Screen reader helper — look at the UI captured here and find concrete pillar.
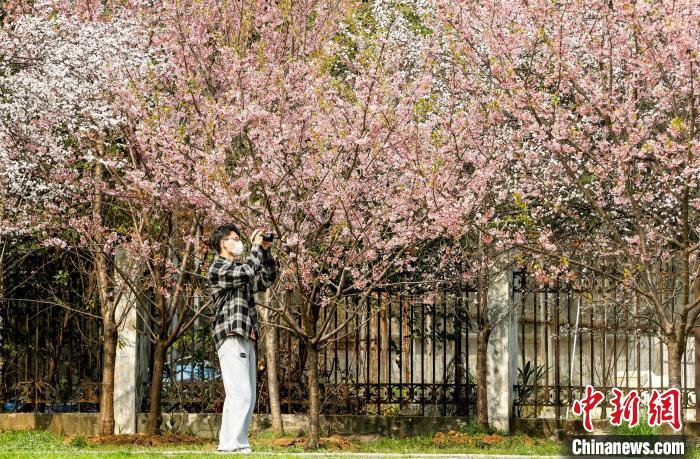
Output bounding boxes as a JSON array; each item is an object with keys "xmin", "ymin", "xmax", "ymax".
[
  {"xmin": 486, "ymin": 270, "xmax": 517, "ymax": 432},
  {"xmin": 112, "ymin": 248, "xmax": 143, "ymax": 434}
]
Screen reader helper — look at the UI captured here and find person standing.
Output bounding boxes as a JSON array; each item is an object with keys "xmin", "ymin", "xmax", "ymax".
[{"xmin": 208, "ymin": 224, "xmax": 277, "ymax": 453}]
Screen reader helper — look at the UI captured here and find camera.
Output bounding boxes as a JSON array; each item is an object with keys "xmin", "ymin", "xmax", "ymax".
[{"xmin": 262, "ymin": 232, "xmax": 274, "ymax": 243}]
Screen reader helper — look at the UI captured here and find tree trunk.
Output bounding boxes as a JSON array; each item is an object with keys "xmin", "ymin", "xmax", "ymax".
[
  {"xmin": 306, "ymin": 344, "xmax": 321, "ymax": 449},
  {"xmin": 476, "ymin": 327, "xmax": 492, "ymax": 431},
  {"xmin": 667, "ymin": 336, "xmax": 683, "ymax": 389},
  {"xmin": 146, "ymin": 341, "xmax": 168, "ymax": 434},
  {"xmin": 474, "ymin": 231, "xmax": 493, "ymax": 431},
  {"xmin": 99, "ymin": 321, "xmax": 118, "ymax": 436},
  {"xmin": 264, "ymin": 307, "xmax": 284, "ymax": 433},
  {"xmin": 93, "ymin": 161, "xmax": 117, "ymax": 436}
]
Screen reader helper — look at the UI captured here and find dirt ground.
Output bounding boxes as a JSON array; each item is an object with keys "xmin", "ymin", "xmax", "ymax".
[
  {"xmin": 65, "ymin": 431, "xmax": 525, "ymax": 451},
  {"xmin": 66, "ymin": 433, "xmax": 211, "ymax": 447},
  {"xmin": 432, "ymin": 431, "xmax": 506, "ymax": 447},
  {"xmin": 269, "ymin": 434, "xmax": 355, "ymax": 450},
  {"xmin": 74, "ymin": 433, "xmax": 355, "ymax": 450}
]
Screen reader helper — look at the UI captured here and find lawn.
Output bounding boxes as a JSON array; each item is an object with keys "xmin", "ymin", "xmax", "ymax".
[{"xmin": 0, "ymin": 429, "xmax": 565, "ymax": 458}]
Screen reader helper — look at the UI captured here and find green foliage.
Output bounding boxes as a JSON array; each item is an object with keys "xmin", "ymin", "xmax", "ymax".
[
  {"xmin": 517, "ymin": 361, "xmax": 549, "ymax": 418},
  {"xmin": 53, "ymin": 270, "xmax": 70, "ymax": 287},
  {"xmin": 67, "ymin": 434, "xmax": 88, "ymax": 448},
  {"xmin": 518, "ymin": 360, "xmax": 548, "ymax": 387},
  {"xmin": 669, "ymin": 116, "xmax": 686, "ymax": 134},
  {"xmin": 610, "ymin": 412, "xmax": 661, "ymax": 436},
  {"xmin": 457, "ymin": 417, "xmax": 496, "ymax": 435},
  {"xmin": 0, "ymin": 430, "xmax": 564, "ymax": 457},
  {"xmin": 495, "ymin": 192, "xmax": 536, "ymax": 236},
  {"xmin": 414, "ymin": 95, "xmax": 438, "ymax": 122},
  {"xmin": 395, "ymin": 2, "xmax": 432, "ymax": 36},
  {"xmin": 355, "ymin": 433, "xmax": 562, "ymax": 455},
  {"xmin": 320, "ymin": 3, "xmax": 375, "ymax": 81},
  {"xmin": 0, "ymin": 430, "xmax": 66, "ymax": 451}
]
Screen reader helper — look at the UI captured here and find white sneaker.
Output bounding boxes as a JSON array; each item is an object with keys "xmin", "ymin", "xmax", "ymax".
[{"xmin": 216, "ymin": 448, "xmax": 251, "ymax": 454}]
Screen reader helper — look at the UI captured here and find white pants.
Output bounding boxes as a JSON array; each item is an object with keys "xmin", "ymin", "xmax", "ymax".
[{"xmin": 217, "ymin": 335, "xmax": 256, "ymax": 451}]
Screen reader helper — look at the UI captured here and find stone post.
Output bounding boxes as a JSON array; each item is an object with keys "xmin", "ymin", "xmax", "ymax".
[
  {"xmin": 112, "ymin": 248, "xmax": 143, "ymax": 434},
  {"xmin": 486, "ymin": 270, "xmax": 517, "ymax": 432}
]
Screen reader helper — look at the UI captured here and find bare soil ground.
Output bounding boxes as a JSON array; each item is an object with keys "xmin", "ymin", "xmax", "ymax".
[{"xmin": 65, "ymin": 433, "xmax": 211, "ymax": 447}]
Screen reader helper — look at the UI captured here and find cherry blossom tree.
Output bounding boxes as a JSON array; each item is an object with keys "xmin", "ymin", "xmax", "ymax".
[
  {"xmin": 0, "ymin": 11, "xmax": 152, "ymax": 434},
  {"xmin": 123, "ymin": 0, "xmax": 502, "ymax": 444},
  {"xmin": 439, "ymin": 0, "xmax": 700, "ymax": 392},
  {"xmin": 2, "ymin": 2, "xmax": 229, "ymax": 435}
]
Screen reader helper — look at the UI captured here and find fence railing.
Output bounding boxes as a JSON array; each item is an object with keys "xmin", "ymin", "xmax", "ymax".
[
  {"xmin": 3, "ymin": 268, "xmax": 697, "ymax": 420},
  {"xmin": 0, "ymin": 299, "xmax": 102, "ymax": 413},
  {"xmin": 155, "ymin": 286, "xmax": 481, "ymax": 417},
  {"xmin": 512, "ymin": 270, "xmax": 697, "ymax": 420}
]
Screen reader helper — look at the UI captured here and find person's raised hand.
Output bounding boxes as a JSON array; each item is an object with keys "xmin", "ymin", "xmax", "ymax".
[{"xmin": 251, "ymin": 229, "xmax": 263, "ymax": 246}]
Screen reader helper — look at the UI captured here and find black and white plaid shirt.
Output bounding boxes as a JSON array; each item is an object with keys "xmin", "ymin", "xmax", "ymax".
[{"xmin": 208, "ymin": 245, "xmax": 277, "ymax": 350}]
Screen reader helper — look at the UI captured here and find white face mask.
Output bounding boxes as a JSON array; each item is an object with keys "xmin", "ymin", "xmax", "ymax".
[{"xmin": 232, "ymin": 240, "xmax": 245, "ymax": 256}]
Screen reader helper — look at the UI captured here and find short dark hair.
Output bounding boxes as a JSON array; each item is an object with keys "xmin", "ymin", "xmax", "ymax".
[{"xmin": 210, "ymin": 223, "xmax": 241, "ymax": 253}]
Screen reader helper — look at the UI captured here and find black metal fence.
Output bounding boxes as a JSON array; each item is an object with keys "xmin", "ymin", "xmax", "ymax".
[
  {"xmin": 0, "ymin": 247, "xmax": 102, "ymax": 414},
  {"xmin": 4, "ymin": 264, "xmax": 697, "ymax": 421},
  {"xmin": 512, "ymin": 270, "xmax": 697, "ymax": 419},
  {"xmin": 0, "ymin": 300, "xmax": 102, "ymax": 413},
  {"xmin": 155, "ymin": 286, "xmax": 481, "ymax": 417}
]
